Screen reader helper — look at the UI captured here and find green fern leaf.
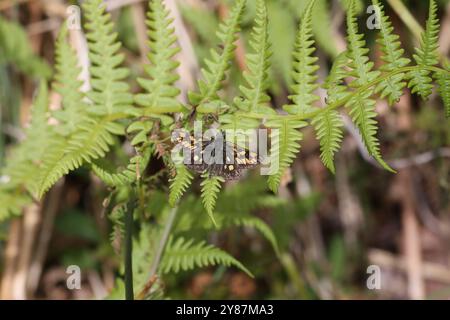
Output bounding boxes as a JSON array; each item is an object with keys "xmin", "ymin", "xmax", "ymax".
[
  {"xmin": 91, "ymin": 150, "xmax": 151, "ymax": 187},
  {"xmin": 312, "ymin": 52, "xmax": 347, "ymax": 173},
  {"xmin": 312, "ymin": 110, "xmax": 343, "ymax": 174},
  {"xmin": 372, "ymin": 0, "xmax": 410, "ymax": 105},
  {"xmin": 234, "ymin": 0, "xmax": 272, "ymax": 114},
  {"xmin": 266, "ymin": 119, "xmax": 306, "ymax": 192},
  {"xmin": 83, "ymin": 0, "xmax": 133, "ymax": 116},
  {"xmin": 189, "ymin": 0, "xmax": 246, "ymax": 105},
  {"xmin": 2, "ymin": 82, "xmax": 52, "ymax": 191},
  {"xmin": 169, "ymin": 164, "xmax": 194, "ymax": 206},
  {"xmin": 346, "ymin": 91, "xmax": 394, "ymax": 172},
  {"xmin": 36, "ymin": 119, "xmax": 121, "ymax": 198},
  {"xmin": 284, "ymin": 0, "xmax": 319, "ymax": 115},
  {"xmin": 52, "ymin": 25, "xmax": 88, "ymax": 136},
  {"xmin": 407, "ymin": 0, "xmax": 440, "ymax": 99},
  {"xmin": 345, "ymin": 0, "xmax": 392, "ymax": 172},
  {"xmin": 160, "ymin": 236, "xmax": 253, "ymax": 277},
  {"xmin": 36, "ymin": 0, "xmax": 133, "ymax": 197},
  {"xmin": 134, "ymin": 0, "xmax": 183, "ymax": 116},
  {"xmin": 200, "ymin": 175, "xmax": 224, "ymax": 224},
  {"xmin": 346, "ymin": 1, "xmax": 380, "ymax": 88},
  {"xmin": 228, "ymin": 216, "xmax": 279, "ymax": 255},
  {"xmin": 435, "ymin": 64, "xmax": 450, "ymax": 117}
]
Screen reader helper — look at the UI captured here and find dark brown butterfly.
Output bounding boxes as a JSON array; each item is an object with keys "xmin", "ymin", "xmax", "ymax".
[{"xmin": 172, "ymin": 130, "xmax": 260, "ymax": 180}]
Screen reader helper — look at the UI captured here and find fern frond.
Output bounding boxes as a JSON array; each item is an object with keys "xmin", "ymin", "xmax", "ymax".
[
  {"xmin": 266, "ymin": 119, "xmax": 306, "ymax": 192},
  {"xmin": 226, "ymin": 216, "xmax": 279, "ymax": 255},
  {"xmin": 234, "ymin": 0, "xmax": 272, "ymax": 114},
  {"xmin": 2, "ymin": 82, "xmax": 52, "ymax": 191},
  {"xmin": 52, "ymin": 25, "xmax": 88, "ymax": 136},
  {"xmin": 324, "ymin": 52, "xmax": 350, "ymax": 104},
  {"xmin": 312, "ymin": 110, "xmax": 343, "ymax": 174},
  {"xmin": 345, "ymin": 1, "xmax": 392, "ymax": 172},
  {"xmin": 189, "ymin": 0, "xmax": 246, "ymax": 105},
  {"xmin": 160, "ymin": 236, "xmax": 252, "ymax": 277},
  {"xmin": 83, "ymin": 0, "xmax": 133, "ymax": 116},
  {"xmin": 346, "ymin": 90, "xmax": 393, "ymax": 172},
  {"xmin": 372, "ymin": 0, "xmax": 410, "ymax": 105},
  {"xmin": 407, "ymin": 0, "xmax": 440, "ymax": 99},
  {"xmin": 435, "ymin": 64, "xmax": 450, "ymax": 117},
  {"xmin": 36, "ymin": 0, "xmax": 133, "ymax": 197},
  {"xmin": 134, "ymin": 0, "xmax": 183, "ymax": 116},
  {"xmin": 346, "ymin": 1, "xmax": 380, "ymax": 87},
  {"xmin": 200, "ymin": 175, "xmax": 224, "ymax": 224},
  {"xmin": 312, "ymin": 53, "xmax": 347, "ymax": 173},
  {"xmin": 169, "ymin": 164, "xmax": 194, "ymax": 207},
  {"xmin": 285, "ymin": 0, "xmax": 319, "ymax": 115},
  {"xmin": 91, "ymin": 150, "xmax": 151, "ymax": 187},
  {"xmin": 36, "ymin": 119, "xmax": 122, "ymax": 197}
]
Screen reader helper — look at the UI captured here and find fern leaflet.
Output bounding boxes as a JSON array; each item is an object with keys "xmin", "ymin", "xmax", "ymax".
[
  {"xmin": 160, "ymin": 236, "xmax": 252, "ymax": 277},
  {"xmin": 266, "ymin": 119, "xmax": 306, "ymax": 192},
  {"xmin": 189, "ymin": 0, "xmax": 246, "ymax": 106},
  {"xmin": 234, "ymin": 0, "xmax": 272, "ymax": 114},
  {"xmin": 372, "ymin": 0, "xmax": 410, "ymax": 105},
  {"xmin": 345, "ymin": 0, "xmax": 392, "ymax": 172},
  {"xmin": 200, "ymin": 175, "xmax": 224, "ymax": 224},
  {"xmin": 407, "ymin": 0, "xmax": 440, "ymax": 99},
  {"xmin": 285, "ymin": 0, "xmax": 319, "ymax": 115}
]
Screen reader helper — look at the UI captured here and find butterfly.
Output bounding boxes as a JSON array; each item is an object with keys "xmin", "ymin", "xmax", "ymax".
[{"xmin": 172, "ymin": 130, "xmax": 260, "ymax": 180}]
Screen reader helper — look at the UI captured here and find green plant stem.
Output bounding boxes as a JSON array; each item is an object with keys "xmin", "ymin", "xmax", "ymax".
[
  {"xmin": 124, "ymin": 190, "xmax": 136, "ymax": 300},
  {"xmin": 135, "ymin": 205, "xmax": 179, "ymax": 300},
  {"xmin": 149, "ymin": 206, "xmax": 178, "ymax": 277},
  {"xmin": 235, "ymin": 65, "xmax": 449, "ymax": 122}
]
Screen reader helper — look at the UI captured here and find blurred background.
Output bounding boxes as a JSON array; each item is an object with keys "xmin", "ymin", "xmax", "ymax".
[{"xmin": 0, "ymin": 0, "xmax": 449, "ymax": 300}]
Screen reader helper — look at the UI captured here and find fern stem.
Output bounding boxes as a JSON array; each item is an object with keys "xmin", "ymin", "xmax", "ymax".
[
  {"xmin": 147, "ymin": 206, "xmax": 178, "ymax": 280},
  {"xmin": 236, "ymin": 65, "xmax": 449, "ymax": 121},
  {"xmin": 134, "ymin": 206, "xmax": 179, "ymax": 299},
  {"xmin": 124, "ymin": 191, "xmax": 136, "ymax": 300}
]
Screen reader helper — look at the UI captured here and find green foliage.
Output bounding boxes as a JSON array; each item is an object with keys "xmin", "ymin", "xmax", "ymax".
[
  {"xmin": 435, "ymin": 64, "xmax": 450, "ymax": 117},
  {"xmin": 1, "ymin": 81, "xmax": 52, "ymax": 195},
  {"xmin": 1, "ymin": 0, "xmax": 449, "ymax": 298},
  {"xmin": 312, "ymin": 52, "xmax": 347, "ymax": 173},
  {"xmin": 0, "ymin": 16, "xmax": 51, "ymax": 78},
  {"xmin": 189, "ymin": 0, "xmax": 246, "ymax": 105},
  {"xmin": 266, "ymin": 119, "xmax": 306, "ymax": 192},
  {"xmin": 91, "ymin": 150, "xmax": 151, "ymax": 187},
  {"xmin": 160, "ymin": 236, "xmax": 252, "ymax": 277},
  {"xmin": 83, "ymin": 0, "xmax": 134, "ymax": 116},
  {"xmin": 52, "ymin": 25, "xmax": 88, "ymax": 136},
  {"xmin": 285, "ymin": 0, "xmax": 319, "ymax": 116},
  {"xmin": 234, "ymin": 0, "xmax": 272, "ymax": 114},
  {"xmin": 169, "ymin": 164, "xmax": 194, "ymax": 206},
  {"xmin": 407, "ymin": 0, "xmax": 440, "ymax": 99},
  {"xmin": 36, "ymin": 0, "xmax": 133, "ymax": 197},
  {"xmin": 201, "ymin": 175, "xmax": 224, "ymax": 224},
  {"xmin": 345, "ymin": 0, "xmax": 392, "ymax": 172},
  {"xmin": 372, "ymin": 0, "xmax": 410, "ymax": 105},
  {"xmin": 132, "ymin": 0, "xmax": 183, "ymax": 147},
  {"xmin": 175, "ymin": 178, "xmax": 281, "ymax": 254}
]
